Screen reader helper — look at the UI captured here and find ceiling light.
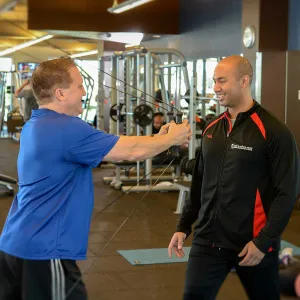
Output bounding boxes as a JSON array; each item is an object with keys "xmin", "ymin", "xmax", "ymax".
[
  {"xmin": 101, "ymin": 32, "xmax": 144, "ymax": 45},
  {"xmin": 107, "ymin": 0, "xmax": 154, "ymax": 14},
  {"xmin": 70, "ymin": 50, "xmax": 98, "ymax": 58},
  {"xmin": 0, "ymin": 35, "xmax": 53, "ymax": 57}
]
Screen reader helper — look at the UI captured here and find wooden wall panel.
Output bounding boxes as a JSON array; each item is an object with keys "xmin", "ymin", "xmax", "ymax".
[{"xmin": 27, "ymin": 0, "xmax": 179, "ymax": 35}]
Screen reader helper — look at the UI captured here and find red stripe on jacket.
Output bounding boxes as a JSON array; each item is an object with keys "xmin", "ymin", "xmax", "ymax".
[
  {"xmin": 251, "ymin": 113, "xmax": 266, "ymax": 140},
  {"xmin": 253, "ymin": 189, "xmax": 272, "ymax": 252},
  {"xmin": 203, "ymin": 115, "xmax": 225, "ymax": 136}
]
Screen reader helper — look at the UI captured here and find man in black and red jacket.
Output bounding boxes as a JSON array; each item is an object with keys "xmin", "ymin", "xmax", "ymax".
[{"xmin": 168, "ymin": 55, "xmax": 299, "ymax": 300}]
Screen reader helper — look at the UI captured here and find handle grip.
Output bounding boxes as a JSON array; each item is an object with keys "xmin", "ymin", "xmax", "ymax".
[{"xmin": 168, "ymin": 112, "xmax": 183, "ymax": 158}]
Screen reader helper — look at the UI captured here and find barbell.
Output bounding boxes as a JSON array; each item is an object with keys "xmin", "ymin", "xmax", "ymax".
[{"xmin": 109, "ymin": 104, "xmax": 155, "ymax": 127}]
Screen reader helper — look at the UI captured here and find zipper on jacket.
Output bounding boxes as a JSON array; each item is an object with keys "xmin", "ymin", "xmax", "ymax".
[{"xmin": 212, "ymin": 114, "xmax": 232, "ymax": 247}]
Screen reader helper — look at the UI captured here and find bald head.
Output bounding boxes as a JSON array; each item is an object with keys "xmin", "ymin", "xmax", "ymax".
[
  {"xmin": 218, "ymin": 55, "xmax": 253, "ymax": 86},
  {"xmin": 213, "ymin": 55, "xmax": 254, "ymax": 109}
]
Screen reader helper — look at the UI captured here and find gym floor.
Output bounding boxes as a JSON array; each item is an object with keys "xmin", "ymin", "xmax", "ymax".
[{"xmin": 0, "ymin": 138, "xmax": 299, "ymax": 300}]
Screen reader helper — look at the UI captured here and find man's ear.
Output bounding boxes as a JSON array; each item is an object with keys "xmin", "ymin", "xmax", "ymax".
[
  {"xmin": 241, "ymin": 75, "xmax": 250, "ymax": 88},
  {"xmin": 55, "ymin": 88, "xmax": 66, "ymax": 101}
]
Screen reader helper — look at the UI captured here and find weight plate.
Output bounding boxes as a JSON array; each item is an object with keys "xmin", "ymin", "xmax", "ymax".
[
  {"xmin": 180, "ymin": 157, "xmax": 189, "ymax": 174},
  {"xmin": 186, "ymin": 158, "xmax": 196, "ymax": 175},
  {"xmin": 133, "ymin": 104, "xmax": 154, "ymax": 126},
  {"xmin": 109, "ymin": 103, "xmax": 125, "ymax": 122}
]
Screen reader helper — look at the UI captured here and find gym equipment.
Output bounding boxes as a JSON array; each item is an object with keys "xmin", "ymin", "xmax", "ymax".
[
  {"xmin": 186, "ymin": 159, "xmax": 196, "ymax": 175},
  {"xmin": 179, "ymin": 146, "xmax": 200, "ymax": 176},
  {"xmin": 0, "ymin": 72, "xmax": 8, "ymax": 133},
  {"xmin": 174, "ymin": 180, "xmax": 191, "ymax": 214},
  {"xmin": 104, "ymin": 158, "xmax": 180, "ymax": 189},
  {"xmin": 0, "ymin": 174, "xmax": 17, "ymax": 195},
  {"xmin": 109, "ymin": 103, "xmax": 125, "ymax": 123},
  {"xmin": 183, "ymin": 88, "xmax": 201, "ymax": 105},
  {"xmin": 133, "ymin": 104, "xmax": 154, "ymax": 126},
  {"xmin": 179, "ymin": 157, "xmax": 188, "ymax": 174},
  {"xmin": 109, "ymin": 103, "xmax": 154, "ymax": 126},
  {"xmin": 6, "ymin": 113, "xmax": 24, "ymax": 136},
  {"xmin": 167, "ymin": 111, "xmax": 183, "ymax": 158},
  {"xmin": 154, "ymin": 89, "xmax": 170, "ymax": 103},
  {"xmin": 107, "ymin": 174, "xmax": 175, "ymax": 190},
  {"xmin": 180, "ymin": 157, "xmax": 196, "ymax": 176},
  {"xmin": 117, "ymin": 247, "xmax": 191, "ymax": 265},
  {"xmin": 99, "ymin": 47, "xmax": 190, "ymax": 194},
  {"xmin": 75, "ymin": 63, "xmax": 94, "ymax": 122}
]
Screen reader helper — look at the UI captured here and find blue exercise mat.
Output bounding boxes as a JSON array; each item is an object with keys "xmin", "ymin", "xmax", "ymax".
[
  {"xmin": 117, "ymin": 240, "xmax": 300, "ymax": 266},
  {"xmin": 117, "ymin": 247, "xmax": 191, "ymax": 265}
]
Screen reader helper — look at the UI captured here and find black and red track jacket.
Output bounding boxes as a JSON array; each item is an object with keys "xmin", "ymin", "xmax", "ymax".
[{"xmin": 176, "ymin": 101, "xmax": 299, "ymax": 253}]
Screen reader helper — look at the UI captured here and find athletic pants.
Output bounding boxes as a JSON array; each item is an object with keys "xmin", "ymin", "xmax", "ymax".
[
  {"xmin": 0, "ymin": 250, "xmax": 87, "ymax": 300},
  {"xmin": 183, "ymin": 244, "xmax": 280, "ymax": 300}
]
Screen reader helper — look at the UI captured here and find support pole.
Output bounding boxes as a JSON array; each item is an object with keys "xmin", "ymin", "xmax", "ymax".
[{"xmin": 144, "ymin": 52, "xmax": 153, "ymax": 186}]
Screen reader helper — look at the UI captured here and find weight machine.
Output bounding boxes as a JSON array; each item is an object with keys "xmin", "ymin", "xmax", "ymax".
[
  {"xmin": 173, "ymin": 60, "xmax": 225, "ymax": 213},
  {"xmin": 0, "ymin": 72, "xmax": 7, "ymax": 133},
  {"xmin": 0, "ymin": 72, "xmax": 17, "ymax": 195},
  {"xmin": 99, "ymin": 47, "xmax": 190, "ymax": 193},
  {"xmin": 75, "ymin": 63, "xmax": 95, "ymax": 122}
]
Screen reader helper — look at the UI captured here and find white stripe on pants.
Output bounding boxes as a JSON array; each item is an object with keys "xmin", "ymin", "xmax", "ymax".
[{"xmin": 50, "ymin": 259, "xmax": 66, "ymax": 300}]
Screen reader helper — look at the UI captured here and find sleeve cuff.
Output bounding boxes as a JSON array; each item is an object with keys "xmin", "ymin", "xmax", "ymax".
[
  {"xmin": 91, "ymin": 135, "xmax": 120, "ymax": 168},
  {"xmin": 176, "ymin": 226, "xmax": 191, "ymax": 239},
  {"xmin": 252, "ymin": 232, "xmax": 273, "ymax": 254}
]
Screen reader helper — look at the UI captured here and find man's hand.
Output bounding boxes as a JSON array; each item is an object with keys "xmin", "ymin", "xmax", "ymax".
[
  {"xmin": 168, "ymin": 232, "xmax": 186, "ymax": 258},
  {"xmin": 168, "ymin": 119, "xmax": 192, "ymax": 146},
  {"xmin": 157, "ymin": 123, "xmax": 170, "ymax": 136},
  {"xmin": 238, "ymin": 241, "xmax": 265, "ymax": 266}
]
